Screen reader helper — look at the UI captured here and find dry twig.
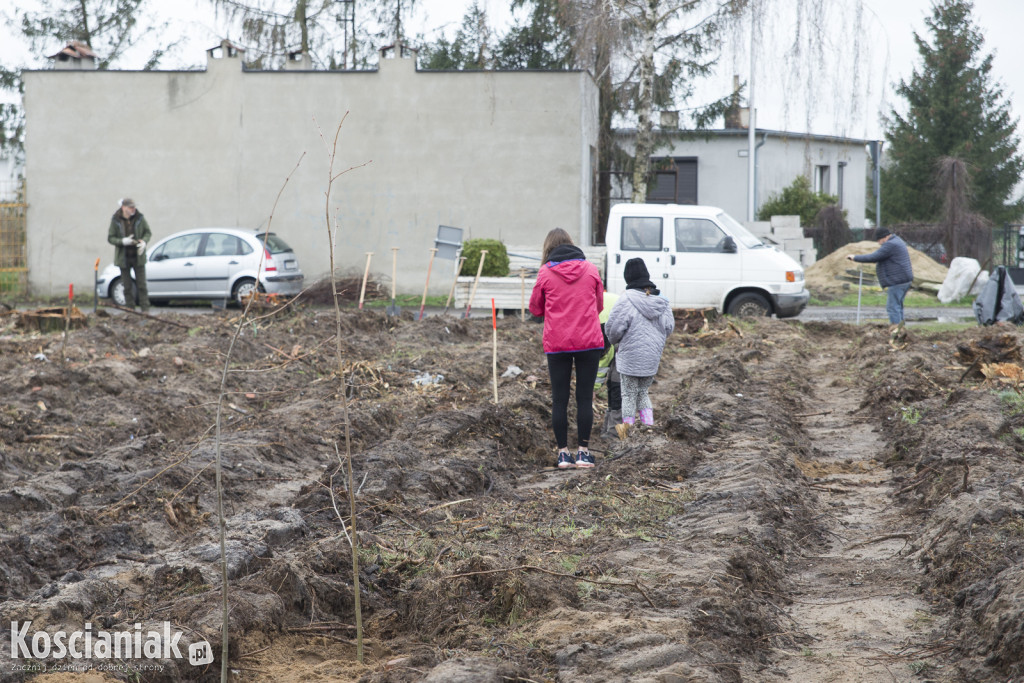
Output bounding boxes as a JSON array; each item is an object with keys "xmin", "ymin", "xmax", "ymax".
[
  {"xmin": 846, "ymin": 533, "xmax": 913, "ymax": 551},
  {"xmin": 446, "ymin": 564, "xmax": 656, "ymax": 608}
]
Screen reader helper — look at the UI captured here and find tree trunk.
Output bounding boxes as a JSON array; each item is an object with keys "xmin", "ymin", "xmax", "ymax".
[
  {"xmin": 596, "ymin": 40, "xmax": 614, "ymax": 243},
  {"xmin": 630, "ymin": 1, "xmax": 657, "ymax": 203},
  {"xmin": 296, "ymin": 0, "xmax": 309, "ymax": 55}
]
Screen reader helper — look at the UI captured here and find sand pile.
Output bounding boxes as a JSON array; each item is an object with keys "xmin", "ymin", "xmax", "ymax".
[{"xmin": 806, "ymin": 241, "xmax": 949, "ymax": 293}]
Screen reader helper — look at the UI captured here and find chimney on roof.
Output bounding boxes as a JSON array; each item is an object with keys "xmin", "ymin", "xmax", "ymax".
[
  {"xmin": 285, "ymin": 50, "xmax": 312, "ymax": 70},
  {"xmin": 659, "ymin": 111, "xmax": 679, "ymax": 130},
  {"xmin": 379, "ymin": 39, "xmax": 418, "ymax": 60},
  {"xmin": 724, "ymin": 75, "xmax": 750, "ymax": 129},
  {"xmin": 206, "ymin": 39, "xmax": 245, "ymax": 69},
  {"xmin": 49, "ymin": 41, "xmax": 97, "ymax": 70}
]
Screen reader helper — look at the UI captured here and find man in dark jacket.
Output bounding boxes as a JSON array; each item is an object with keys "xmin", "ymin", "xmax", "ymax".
[
  {"xmin": 847, "ymin": 228, "xmax": 913, "ymax": 328},
  {"xmin": 107, "ymin": 198, "xmax": 152, "ymax": 311}
]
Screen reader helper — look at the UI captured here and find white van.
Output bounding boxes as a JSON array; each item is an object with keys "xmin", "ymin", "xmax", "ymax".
[{"xmin": 605, "ymin": 203, "xmax": 809, "ymax": 318}]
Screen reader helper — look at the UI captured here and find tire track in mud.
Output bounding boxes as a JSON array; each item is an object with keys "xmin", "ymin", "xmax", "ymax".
[{"xmin": 775, "ymin": 348, "xmax": 940, "ymax": 682}]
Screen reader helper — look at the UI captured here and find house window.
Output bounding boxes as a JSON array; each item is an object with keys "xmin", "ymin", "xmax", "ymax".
[
  {"xmin": 837, "ymin": 161, "xmax": 847, "ymax": 208},
  {"xmin": 814, "ymin": 165, "xmax": 830, "ymax": 194},
  {"xmin": 647, "ymin": 157, "xmax": 697, "ymax": 204}
]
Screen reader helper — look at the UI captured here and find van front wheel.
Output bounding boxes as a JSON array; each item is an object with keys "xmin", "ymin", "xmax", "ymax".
[{"xmin": 727, "ymin": 293, "xmax": 771, "ymax": 318}]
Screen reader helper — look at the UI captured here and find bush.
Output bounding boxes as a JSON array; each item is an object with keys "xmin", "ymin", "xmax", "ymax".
[
  {"xmin": 460, "ymin": 239, "xmax": 510, "ymax": 277},
  {"xmin": 758, "ymin": 175, "xmax": 839, "ymax": 228}
]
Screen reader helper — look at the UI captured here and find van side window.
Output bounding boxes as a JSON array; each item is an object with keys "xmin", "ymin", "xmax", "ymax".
[
  {"xmin": 675, "ymin": 218, "xmax": 727, "ymax": 252},
  {"xmin": 621, "ymin": 217, "xmax": 662, "ymax": 251}
]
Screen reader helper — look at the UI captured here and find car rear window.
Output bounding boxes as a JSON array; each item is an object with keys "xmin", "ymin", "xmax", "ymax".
[{"xmin": 260, "ymin": 233, "xmax": 294, "ymax": 254}]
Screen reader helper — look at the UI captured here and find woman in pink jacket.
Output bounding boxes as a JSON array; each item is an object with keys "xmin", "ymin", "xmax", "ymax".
[{"xmin": 529, "ymin": 228, "xmax": 605, "ymax": 469}]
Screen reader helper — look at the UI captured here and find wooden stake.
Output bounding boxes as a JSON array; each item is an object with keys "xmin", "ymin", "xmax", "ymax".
[
  {"xmin": 464, "ymin": 250, "xmax": 487, "ymax": 318},
  {"xmin": 419, "ymin": 248, "xmax": 438, "ymax": 321},
  {"xmin": 61, "ymin": 284, "xmax": 72, "ymax": 365},
  {"xmin": 391, "ymin": 248, "xmax": 399, "ymax": 298},
  {"xmin": 358, "ymin": 252, "xmax": 373, "ymax": 310},
  {"xmin": 491, "ymin": 298, "xmax": 498, "ymax": 403},
  {"xmin": 519, "ymin": 267, "xmax": 526, "ymax": 322},
  {"xmin": 386, "ymin": 247, "xmax": 400, "ymax": 316},
  {"xmin": 444, "ymin": 256, "xmax": 466, "ymax": 315}
]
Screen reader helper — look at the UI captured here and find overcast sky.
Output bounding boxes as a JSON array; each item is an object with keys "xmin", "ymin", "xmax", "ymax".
[{"xmin": 2, "ymin": 0, "xmax": 1023, "ymax": 143}]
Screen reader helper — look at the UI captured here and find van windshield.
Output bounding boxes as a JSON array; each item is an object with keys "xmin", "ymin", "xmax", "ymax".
[{"xmin": 716, "ymin": 212, "xmax": 766, "ymax": 249}]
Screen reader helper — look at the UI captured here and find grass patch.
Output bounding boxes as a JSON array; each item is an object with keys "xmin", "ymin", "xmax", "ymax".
[
  {"xmin": 809, "ymin": 289, "xmax": 972, "ymax": 308},
  {"xmin": 558, "ymin": 554, "xmax": 582, "ymax": 573},
  {"xmin": 0, "ymin": 270, "xmax": 27, "ymax": 296},
  {"xmin": 998, "ymin": 389, "xmax": 1024, "ymax": 416},
  {"xmin": 899, "ymin": 404, "xmax": 922, "ymax": 425},
  {"xmin": 908, "ymin": 320, "xmax": 976, "ymax": 333},
  {"xmin": 360, "ymin": 294, "xmax": 448, "ymax": 308}
]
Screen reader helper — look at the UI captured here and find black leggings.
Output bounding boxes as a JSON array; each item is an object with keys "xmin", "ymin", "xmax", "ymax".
[{"xmin": 546, "ymin": 348, "xmax": 603, "ymax": 449}]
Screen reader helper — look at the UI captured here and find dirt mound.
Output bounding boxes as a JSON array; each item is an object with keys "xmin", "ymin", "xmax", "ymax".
[
  {"xmin": 807, "ymin": 240, "xmax": 949, "ymax": 293},
  {"xmin": 1, "ymin": 307, "xmax": 1023, "ymax": 681}
]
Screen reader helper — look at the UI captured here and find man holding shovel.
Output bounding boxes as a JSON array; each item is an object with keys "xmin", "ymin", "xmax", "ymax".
[{"xmin": 846, "ymin": 228, "xmax": 913, "ymax": 341}]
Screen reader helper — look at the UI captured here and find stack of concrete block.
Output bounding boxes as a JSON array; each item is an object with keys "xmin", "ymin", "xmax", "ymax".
[{"xmin": 749, "ymin": 215, "xmax": 818, "ymax": 268}]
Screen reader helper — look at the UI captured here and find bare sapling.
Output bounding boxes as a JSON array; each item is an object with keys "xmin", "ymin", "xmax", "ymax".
[
  {"xmin": 315, "ymin": 112, "xmax": 371, "ymax": 664},
  {"xmin": 212, "ymin": 155, "xmax": 304, "ymax": 682}
]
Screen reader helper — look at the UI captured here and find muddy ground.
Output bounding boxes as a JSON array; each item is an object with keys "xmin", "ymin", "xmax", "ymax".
[{"xmin": 1, "ymin": 302, "xmax": 1023, "ymax": 682}]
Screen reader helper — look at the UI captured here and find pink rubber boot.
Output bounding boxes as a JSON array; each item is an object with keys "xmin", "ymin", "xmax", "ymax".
[{"xmin": 639, "ymin": 408, "xmax": 653, "ymax": 426}]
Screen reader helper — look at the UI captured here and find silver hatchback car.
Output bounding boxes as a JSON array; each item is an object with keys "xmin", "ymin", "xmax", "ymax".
[{"xmin": 96, "ymin": 228, "xmax": 305, "ymax": 307}]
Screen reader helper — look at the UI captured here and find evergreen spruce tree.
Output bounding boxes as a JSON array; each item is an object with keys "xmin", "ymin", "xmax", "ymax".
[
  {"xmin": 419, "ymin": 2, "xmax": 493, "ymax": 70},
  {"xmin": 880, "ymin": 0, "xmax": 1023, "ymax": 226},
  {"xmin": 493, "ymin": 0, "xmax": 572, "ymax": 70}
]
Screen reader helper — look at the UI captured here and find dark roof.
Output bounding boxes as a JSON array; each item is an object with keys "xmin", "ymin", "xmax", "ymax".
[
  {"xmin": 49, "ymin": 41, "xmax": 96, "ymax": 60},
  {"xmin": 616, "ymin": 127, "xmax": 872, "ymax": 146}
]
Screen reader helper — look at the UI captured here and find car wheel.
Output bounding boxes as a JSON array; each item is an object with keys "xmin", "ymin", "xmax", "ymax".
[
  {"xmin": 727, "ymin": 292, "xmax": 771, "ymax": 318},
  {"xmin": 111, "ymin": 278, "xmax": 130, "ymax": 307},
  {"xmin": 232, "ymin": 278, "xmax": 258, "ymax": 307}
]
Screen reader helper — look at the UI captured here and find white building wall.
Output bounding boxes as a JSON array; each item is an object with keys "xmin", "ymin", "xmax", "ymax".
[
  {"xmin": 616, "ymin": 130, "xmax": 870, "ymax": 229},
  {"xmin": 23, "ymin": 52, "xmax": 599, "ymax": 298}
]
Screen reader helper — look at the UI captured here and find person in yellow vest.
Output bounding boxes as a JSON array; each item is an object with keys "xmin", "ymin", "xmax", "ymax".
[{"xmin": 594, "ymin": 291, "xmax": 622, "ymax": 438}]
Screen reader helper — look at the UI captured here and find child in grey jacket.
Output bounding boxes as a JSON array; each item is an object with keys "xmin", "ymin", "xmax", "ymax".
[{"xmin": 605, "ymin": 258, "xmax": 675, "ymax": 432}]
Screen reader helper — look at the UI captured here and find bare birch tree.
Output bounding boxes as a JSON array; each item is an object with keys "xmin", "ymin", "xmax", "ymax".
[{"xmin": 613, "ymin": 0, "xmax": 747, "ymax": 202}]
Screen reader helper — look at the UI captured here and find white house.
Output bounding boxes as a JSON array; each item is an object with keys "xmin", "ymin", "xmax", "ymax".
[{"xmin": 612, "ymin": 126, "xmax": 870, "ymax": 229}]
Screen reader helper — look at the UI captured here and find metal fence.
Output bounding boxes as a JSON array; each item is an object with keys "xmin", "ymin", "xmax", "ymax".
[
  {"xmin": 0, "ymin": 185, "xmax": 27, "ymax": 298},
  {"xmin": 993, "ymin": 224, "xmax": 1023, "ymax": 268},
  {"xmin": 818, "ymin": 223, "xmax": 1023, "ymax": 269}
]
